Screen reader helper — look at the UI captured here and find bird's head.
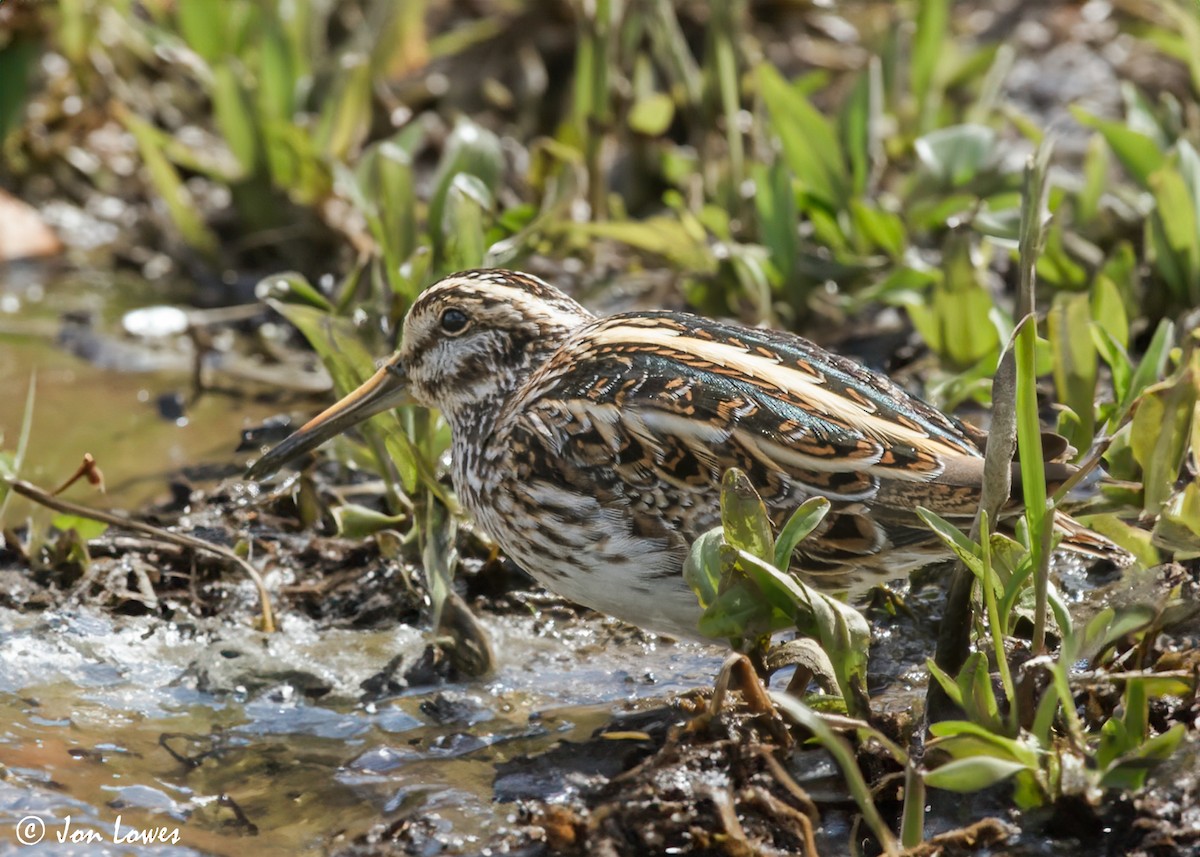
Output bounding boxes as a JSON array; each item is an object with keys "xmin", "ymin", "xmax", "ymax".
[
  {"xmin": 247, "ymin": 269, "xmax": 592, "ymax": 477},
  {"xmin": 397, "ymin": 269, "xmax": 593, "ymax": 417}
]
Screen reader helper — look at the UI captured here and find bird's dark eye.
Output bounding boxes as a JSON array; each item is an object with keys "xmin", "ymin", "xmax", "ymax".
[{"xmin": 440, "ymin": 308, "xmax": 470, "ymax": 335}]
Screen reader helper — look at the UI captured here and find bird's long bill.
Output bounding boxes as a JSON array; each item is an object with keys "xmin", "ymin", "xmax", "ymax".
[{"xmin": 246, "ymin": 356, "xmax": 410, "ymax": 479}]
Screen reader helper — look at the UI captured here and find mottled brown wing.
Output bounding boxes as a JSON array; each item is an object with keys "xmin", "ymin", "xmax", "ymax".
[{"xmin": 500, "ymin": 312, "xmax": 994, "ymax": 569}]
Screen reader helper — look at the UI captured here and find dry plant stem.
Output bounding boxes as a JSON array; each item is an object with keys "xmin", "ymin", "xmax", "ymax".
[
  {"xmin": 711, "ymin": 651, "xmax": 775, "ymax": 716},
  {"xmin": 929, "ymin": 342, "xmax": 1019, "ymax": 721},
  {"xmin": 707, "ymin": 786, "xmax": 751, "ymax": 852},
  {"xmin": 758, "ymin": 749, "xmax": 820, "ymax": 822},
  {"xmin": 51, "ymin": 452, "xmax": 106, "ymax": 495},
  {"xmin": 1073, "ymin": 669, "xmax": 1193, "ymax": 685},
  {"xmin": 7, "ymin": 478, "xmax": 276, "ymax": 632},
  {"xmin": 898, "ymin": 817, "xmax": 1012, "ymax": 856},
  {"xmin": 740, "ymin": 785, "xmax": 819, "ymax": 857}
]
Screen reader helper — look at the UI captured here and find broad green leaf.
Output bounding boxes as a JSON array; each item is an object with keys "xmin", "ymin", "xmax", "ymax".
[
  {"xmin": 773, "ymin": 497, "xmax": 831, "ymax": 571},
  {"xmin": 256, "ymin": 21, "xmax": 294, "ymax": 123},
  {"xmin": 1100, "ymin": 724, "xmax": 1187, "ymax": 791},
  {"xmin": 1076, "ymin": 134, "xmax": 1109, "ymax": 225},
  {"xmin": 1071, "ymin": 107, "xmax": 1166, "ymax": 189},
  {"xmin": 852, "ymin": 264, "xmax": 939, "ymax": 310},
  {"xmin": 1090, "ymin": 272, "xmax": 1130, "ymax": 349},
  {"xmin": 719, "ymin": 469, "xmax": 774, "ymax": 562},
  {"xmin": 1035, "ymin": 221, "xmax": 1088, "ymax": 288},
  {"xmin": 1125, "ymin": 319, "xmax": 1175, "ymax": 411},
  {"xmin": 627, "ymin": 92, "xmax": 675, "ymax": 136},
  {"xmin": 316, "ymin": 53, "xmax": 373, "ymax": 160},
  {"xmin": 575, "ymin": 217, "xmax": 715, "ymax": 271},
  {"xmin": 752, "ymin": 161, "xmax": 799, "ymax": 285},
  {"xmin": 1149, "ymin": 166, "xmax": 1200, "ymax": 302},
  {"xmin": 683, "ymin": 527, "xmax": 725, "ymax": 609},
  {"xmin": 333, "ymin": 504, "xmax": 406, "ymax": 539},
  {"xmin": 263, "ymin": 295, "xmax": 421, "ymax": 506},
  {"xmin": 849, "ymin": 200, "xmax": 906, "ymax": 258},
  {"xmin": 375, "ymin": 141, "xmax": 419, "ymax": 292},
  {"xmin": 1117, "ymin": 82, "xmax": 1169, "ymax": 148},
  {"xmin": 1077, "ymin": 605, "xmax": 1155, "ymax": 664},
  {"xmin": 266, "ymin": 298, "xmax": 377, "ymax": 397},
  {"xmin": 177, "ymin": 0, "xmax": 225, "ymax": 62},
  {"xmin": 1131, "ymin": 371, "xmax": 1196, "ymax": 514},
  {"xmin": 1091, "ymin": 324, "xmax": 1133, "ymax": 407},
  {"xmin": 928, "ymin": 721, "xmax": 1040, "ymax": 768},
  {"xmin": 1083, "ymin": 514, "xmax": 1160, "ymax": 568},
  {"xmin": 211, "ymin": 63, "xmax": 258, "ymax": 176},
  {"xmin": 429, "ymin": 118, "xmax": 504, "ymax": 263},
  {"xmin": 914, "ymin": 124, "xmax": 998, "ymax": 187},
  {"xmin": 917, "ymin": 507, "xmax": 983, "ymax": 577},
  {"xmin": 925, "ymin": 756, "xmax": 1028, "ymax": 792},
  {"xmin": 697, "ymin": 581, "xmax": 770, "ymax": 640},
  {"xmin": 1147, "ymin": 212, "xmax": 1188, "ymax": 299},
  {"xmin": 1154, "ymin": 479, "xmax": 1200, "ymax": 559},
  {"xmin": 955, "ymin": 652, "xmax": 1003, "ymax": 731},
  {"xmin": 926, "ymin": 658, "xmax": 965, "ymax": 709},
  {"xmin": 51, "ymin": 514, "xmax": 108, "ymax": 542},
  {"xmin": 0, "ymin": 36, "xmax": 38, "ymax": 141},
  {"xmin": 757, "ymin": 63, "xmax": 849, "ymax": 210},
  {"xmin": 442, "ymin": 173, "xmax": 493, "ymax": 272},
  {"xmin": 735, "ymin": 549, "xmax": 871, "ymax": 715},
  {"xmin": 1097, "ymin": 717, "xmax": 1131, "ymax": 772},
  {"xmin": 1048, "ymin": 291, "xmax": 1097, "ymax": 448},
  {"xmin": 372, "ymin": 0, "xmax": 430, "ymax": 78},
  {"xmin": 382, "ymin": 427, "xmax": 452, "ymax": 501},
  {"xmin": 910, "ymin": 0, "xmax": 949, "ymax": 128},
  {"xmin": 907, "ymin": 230, "xmax": 999, "ymax": 367},
  {"xmin": 117, "ymin": 105, "xmax": 218, "ymax": 257},
  {"xmin": 972, "ymin": 204, "xmax": 1021, "ymax": 242},
  {"xmin": 257, "ymin": 271, "xmax": 334, "ymax": 311},
  {"xmin": 261, "ymin": 120, "xmax": 332, "ymax": 204},
  {"xmin": 840, "ymin": 65, "xmax": 871, "ymax": 196},
  {"xmin": 1178, "ymin": 140, "xmax": 1200, "ymax": 236}
]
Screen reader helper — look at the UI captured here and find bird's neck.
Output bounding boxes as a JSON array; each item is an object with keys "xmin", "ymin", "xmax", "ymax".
[
  {"xmin": 442, "ymin": 320, "xmax": 585, "ymax": 512},
  {"xmin": 443, "ymin": 356, "xmax": 537, "ymax": 515}
]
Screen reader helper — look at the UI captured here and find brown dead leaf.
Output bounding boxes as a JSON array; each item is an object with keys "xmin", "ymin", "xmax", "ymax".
[{"xmin": 0, "ymin": 189, "xmax": 62, "ymax": 261}]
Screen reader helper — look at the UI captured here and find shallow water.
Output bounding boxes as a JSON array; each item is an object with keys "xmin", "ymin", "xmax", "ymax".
[
  {"xmin": 0, "ymin": 272, "xmax": 316, "ymax": 513},
  {"xmin": 0, "ymin": 606, "xmax": 726, "ymax": 856}
]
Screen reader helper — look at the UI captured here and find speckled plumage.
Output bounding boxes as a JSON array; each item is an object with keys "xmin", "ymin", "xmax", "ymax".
[{"xmin": 250, "ymin": 269, "xmax": 1123, "ymax": 639}]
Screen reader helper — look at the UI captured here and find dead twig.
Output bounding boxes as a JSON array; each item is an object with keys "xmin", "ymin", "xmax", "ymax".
[
  {"xmin": 739, "ymin": 784, "xmax": 819, "ymax": 857},
  {"xmin": 899, "ymin": 817, "xmax": 1012, "ymax": 856},
  {"xmin": 7, "ymin": 477, "xmax": 276, "ymax": 632}
]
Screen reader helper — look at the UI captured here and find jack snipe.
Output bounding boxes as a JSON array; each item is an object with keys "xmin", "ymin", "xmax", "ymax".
[{"xmin": 249, "ymin": 269, "xmax": 1122, "ymax": 639}]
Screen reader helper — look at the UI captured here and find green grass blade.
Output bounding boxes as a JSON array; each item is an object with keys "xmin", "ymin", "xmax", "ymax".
[{"xmin": 770, "ymin": 693, "xmax": 899, "ymax": 855}]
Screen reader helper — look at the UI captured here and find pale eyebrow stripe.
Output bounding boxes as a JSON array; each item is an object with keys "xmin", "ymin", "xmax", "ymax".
[{"xmin": 420, "ymin": 280, "xmax": 591, "ymax": 330}]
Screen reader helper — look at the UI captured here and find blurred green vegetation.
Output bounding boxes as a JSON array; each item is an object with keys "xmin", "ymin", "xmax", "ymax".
[
  {"xmin": 3, "ymin": 0, "xmax": 1200, "ymax": 849},
  {"xmin": 2, "ymin": 0, "xmax": 1197, "ymax": 338}
]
